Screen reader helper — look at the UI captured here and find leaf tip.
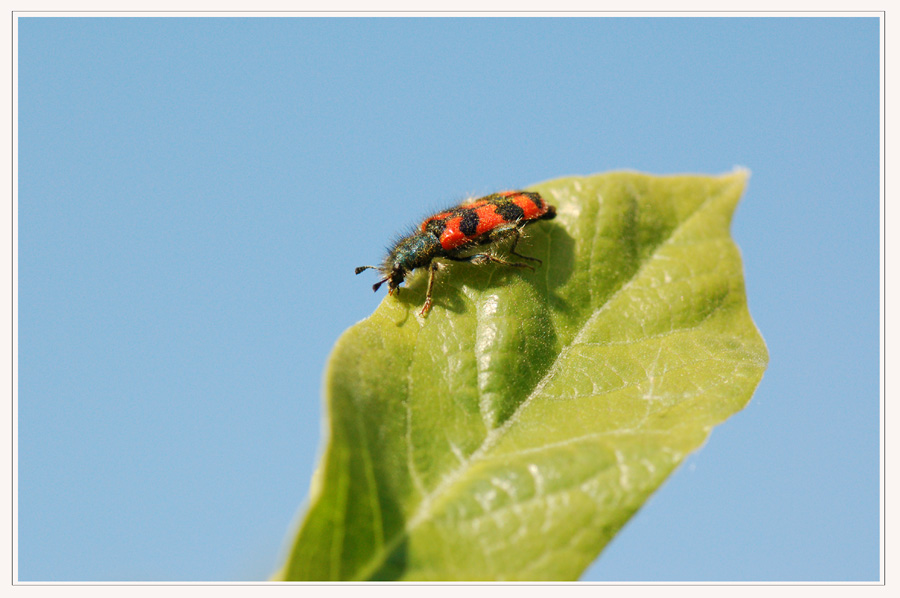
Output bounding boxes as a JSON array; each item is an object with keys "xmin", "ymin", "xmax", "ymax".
[{"xmin": 727, "ymin": 166, "xmax": 752, "ymax": 185}]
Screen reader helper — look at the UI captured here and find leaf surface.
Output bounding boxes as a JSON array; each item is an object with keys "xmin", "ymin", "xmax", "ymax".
[{"xmin": 282, "ymin": 171, "xmax": 768, "ymax": 581}]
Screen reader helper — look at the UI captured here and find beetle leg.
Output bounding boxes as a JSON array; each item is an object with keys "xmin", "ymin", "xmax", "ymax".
[
  {"xmin": 419, "ymin": 261, "xmax": 441, "ymax": 316},
  {"xmin": 445, "ymin": 252, "xmax": 535, "ymax": 271},
  {"xmin": 506, "ymin": 226, "xmax": 543, "ymax": 266}
]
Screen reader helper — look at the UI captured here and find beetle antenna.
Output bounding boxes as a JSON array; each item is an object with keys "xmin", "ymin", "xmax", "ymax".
[{"xmin": 355, "ymin": 265, "xmax": 377, "ymax": 275}]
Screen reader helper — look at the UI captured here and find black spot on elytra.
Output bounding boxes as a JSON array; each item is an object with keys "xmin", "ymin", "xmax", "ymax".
[
  {"xmin": 425, "ymin": 219, "xmax": 447, "ymax": 237},
  {"xmin": 496, "ymin": 201, "xmax": 525, "ymax": 222},
  {"xmin": 460, "ymin": 209, "xmax": 479, "ymax": 236},
  {"xmin": 525, "ymin": 192, "xmax": 544, "ymax": 211}
]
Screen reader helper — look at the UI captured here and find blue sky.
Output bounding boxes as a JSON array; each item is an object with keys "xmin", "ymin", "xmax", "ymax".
[{"xmin": 16, "ymin": 16, "xmax": 880, "ymax": 581}]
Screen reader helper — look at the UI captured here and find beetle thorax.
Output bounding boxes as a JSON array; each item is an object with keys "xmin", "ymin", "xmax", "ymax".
[{"xmin": 384, "ymin": 232, "xmax": 441, "ymax": 287}]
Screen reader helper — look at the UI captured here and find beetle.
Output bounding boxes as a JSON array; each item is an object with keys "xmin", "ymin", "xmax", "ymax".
[{"xmin": 355, "ymin": 190, "xmax": 556, "ymax": 315}]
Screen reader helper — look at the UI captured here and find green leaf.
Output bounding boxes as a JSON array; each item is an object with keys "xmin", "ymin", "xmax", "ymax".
[{"xmin": 281, "ymin": 171, "xmax": 768, "ymax": 581}]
